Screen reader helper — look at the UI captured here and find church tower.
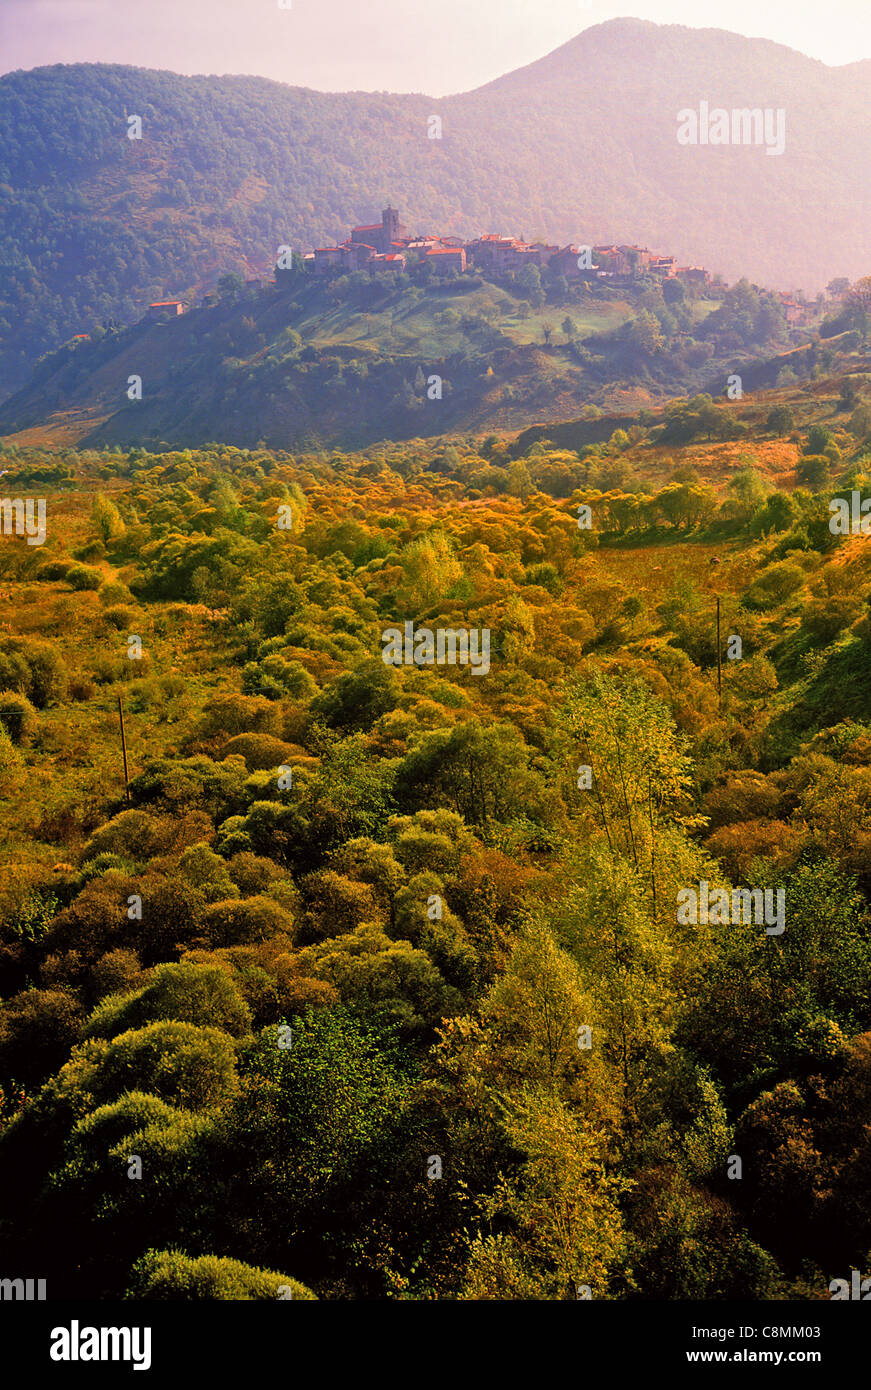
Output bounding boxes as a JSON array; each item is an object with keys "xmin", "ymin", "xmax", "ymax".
[{"xmin": 381, "ymin": 206, "xmax": 402, "ymax": 247}]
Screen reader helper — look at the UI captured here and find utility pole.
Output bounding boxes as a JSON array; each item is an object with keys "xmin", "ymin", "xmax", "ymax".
[
  {"xmin": 118, "ymin": 694, "xmax": 131, "ymax": 805},
  {"xmin": 716, "ymin": 596, "xmax": 722, "ymax": 703}
]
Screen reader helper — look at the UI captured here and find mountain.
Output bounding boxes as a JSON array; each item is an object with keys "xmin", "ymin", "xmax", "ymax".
[{"xmin": 1, "ymin": 18, "xmax": 869, "ymax": 397}]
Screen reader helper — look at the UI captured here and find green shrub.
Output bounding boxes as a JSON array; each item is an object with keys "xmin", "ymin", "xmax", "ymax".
[
  {"xmin": 219, "ymin": 732, "xmax": 297, "ymax": 771},
  {"xmin": 0, "ymin": 690, "xmax": 38, "ymax": 745},
  {"xmin": 199, "ymin": 895, "xmax": 294, "ymax": 947},
  {"xmin": 84, "ymin": 962, "xmax": 252, "ymax": 1040},
  {"xmin": 66, "ymin": 563, "xmax": 103, "ymax": 591},
  {"xmin": 126, "ymin": 1249, "xmax": 316, "ymax": 1300},
  {"xmin": 35, "ymin": 560, "xmax": 71, "ymax": 582},
  {"xmin": 87, "ymin": 1021, "xmax": 240, "ymax": 1110},
  {"xmin": 743, "ymin": 562, "xmax": 806, "ymax": 611},
  {"xmin": 103, "ymin": 605, "xmax": 136, "ymax": 629}
]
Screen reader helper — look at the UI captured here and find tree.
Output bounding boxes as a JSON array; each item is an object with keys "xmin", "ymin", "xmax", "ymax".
[
  {"xmin": 217, "ymin": 272, "xmax": 245, "ymax": 300},
  {"xmin": 556, "ymin": 668, "xmax": 698, "ymax": 880},
  {"xmin": 394, "ymin": 720, "xmax": 550, "ymax": 832},
  {"xmin": 766, "ymin": 404, "xmax": 795, "ymax": 435},
  {"xmin": 462, "ymin": 1086, "xmax": 626, "ymax": 1298},
  {"xmin": 91, "ymin": 494, "xmax": 125, "ymax": 544},
  {"xmin": 400, "ymin": 531, "xmax": 463, "ymax": 610},
  {"xmin": 310, "ymin": 660, "xmax": 400, "ymax": 734}
]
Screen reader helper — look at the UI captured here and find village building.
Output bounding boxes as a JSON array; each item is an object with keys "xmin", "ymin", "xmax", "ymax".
[
  {"xmin": 350, "ymin": 207, "xmax": 407, "ymax": 255},
  {"xmin": 675, "ymin": 266, "xmax": 711, "ymax": 288},
  {"xmin": 372, "ymin": 252, "xmax": 407, "ymax": 270},
  {"xmin": 425, "ymin": 246, "xmax": 466, "ymax": 273},
  {"xmin": 147, "ymin": 300, "xmax": 185, "ymax": 319},
  {"xmin": 776, "ymin": 292, "xmax": 811, "ymax": 326}
]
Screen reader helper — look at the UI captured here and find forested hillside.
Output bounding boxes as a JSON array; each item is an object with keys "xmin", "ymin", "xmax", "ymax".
[
  {"xmin": 0, "ymin": 261, "xmax": 825, "ymax": 450},
  {"xmin": 1, "ymin": 372, "xmax": 871, "ymax": 1298},
  {"xmin": 1, "ymin": 18, "xmax": 870, "ymax": 394}
]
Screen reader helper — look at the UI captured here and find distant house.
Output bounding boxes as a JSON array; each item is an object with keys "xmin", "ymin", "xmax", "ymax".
[
  {"xmin": 346, "ymin": 242, "xmax": 377, "ymax": 270},
  {"xmin": 531, "ymin": 242, "xmax": 560, "ymax": 267},
  {"xmin": 776, "ymin": 293, "xmax": 811, "ymax": 326},
  {"xmin": 403, "ymin": 236, "xmax": 441, "ymax": 259},
  {"xmin": 621, "ymin": 245, "xmax": 653, "ymax": 274},
  {"xmin": 648, "ymin": 256, "xmax": 677, "ymax": 278},
  {"xmin": 72, "ymin": 334, "xmax": 90, "ymax": 342},
  {"xmin": 426, "ymin": 247, "xmax": 466, "ymax": 273},
  {"xmin": 675, "ymin": 266, "xmax": 710, "ymax": 288},
  {"xmin": 549, "ymin": 245, "xmax": 583, "ymax": 277},
  {"xmin": 313, "ymin": 246, "xmax": 345, "ymax": 274},
  {"xmin": 147, "ymin": 301, "xmax": 184, "ymax": 319}
]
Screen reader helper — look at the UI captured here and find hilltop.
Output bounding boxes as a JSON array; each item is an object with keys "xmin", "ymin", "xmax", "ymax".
[
  {"xmin": 0, "ymin": 252, "xmax": 838, "ymax": 451},
  {"xmin": 1, "ymin": 19, "xmax": 870, "ymax": 393}
]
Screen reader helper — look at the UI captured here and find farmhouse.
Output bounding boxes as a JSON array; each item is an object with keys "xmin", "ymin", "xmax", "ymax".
[{"xmin": 147, "ymin": 301, "xmax": 185, "ymax": 319}]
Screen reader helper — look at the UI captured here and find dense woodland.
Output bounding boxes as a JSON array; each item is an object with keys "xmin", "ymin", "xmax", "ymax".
[{"xmin": 1, "ymin": 366, "xmax": 871, "ymax": 1299}]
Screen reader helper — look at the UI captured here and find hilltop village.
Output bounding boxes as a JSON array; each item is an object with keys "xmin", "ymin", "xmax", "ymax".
[
  {"xmin": 308, "ymin": 205, "xmax": 711, "ymax": 288},
  {"xmin": 134, "ymin": 204, "xmax": 816, "ymax": 327}
]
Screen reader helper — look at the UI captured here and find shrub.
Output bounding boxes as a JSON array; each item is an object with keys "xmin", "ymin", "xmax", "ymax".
[
  {"xmin": 84, "ymin": 962, "xmax": 252, "ymax": 1040},
  {"xmin": 197, "ymin": 694, "xmax": 282, "ymax": 740},
  {"xmin": 66, "ymin": 564, "xmax": 103, "ymax": 591},
  {"xmin": 0, "ymin": 638, "xmax": 68, "ymax": 706},
  {"xmin": 794, "ymin": 455, "xmax": 830, "ymax": 490},
  {"xmin": 219, "ymin": 733, "xmax": 297, "ymax": 771},
  {"xmin": 88, "ymin": 949, "xmax": 144, "ymax": 1001},
  {"xmin": 743, "ymin": 562, "xmax": 806, "ymax": 611},
  {"xmin": 226, "ymin": 852, "xmax": 284, "ymax": 896},
  {"xmin": 126, "ymin": 1250, "xmax": 315, "ymax": 1300},
  {"xmin": 767, "ymin": 405, "xmax": 795, "ymax": 435},
  {"xmin": 35, "ymin": 560, "xmax": 71, "ymax": 582},
  {"xmin": 89, "ymin": 1020, "xmax": 240, "ymax": 1110},
  {"xmin": 99, "ymin": 581, "xmax": 134, "ymax": 605},
  {"xmin": 103, "ymin": 605, "xmax": 136, "ymax": 629},
  {"xmin": 0, "ymin": 989, "xmax": 82, "ymax": 1087},
  {"xmin": 0, "ymin": 691, "xmax": 37, "ymax": 745},
  {"xmin": 801, "ymin": 596, "xmax": 863, "ymax": 644},
  {"xmin": 0, "ymin": 725, "xmax": 24, "ymax": 793},
  {"xmin": 199, "ymin": 895, "xmax": 294, "ymax": 947}
]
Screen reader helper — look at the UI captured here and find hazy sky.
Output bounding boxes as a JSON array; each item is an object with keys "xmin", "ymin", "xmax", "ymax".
[{"xmin": 1, "ymin": 0, "xmax": 869, "ymax": 94}]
